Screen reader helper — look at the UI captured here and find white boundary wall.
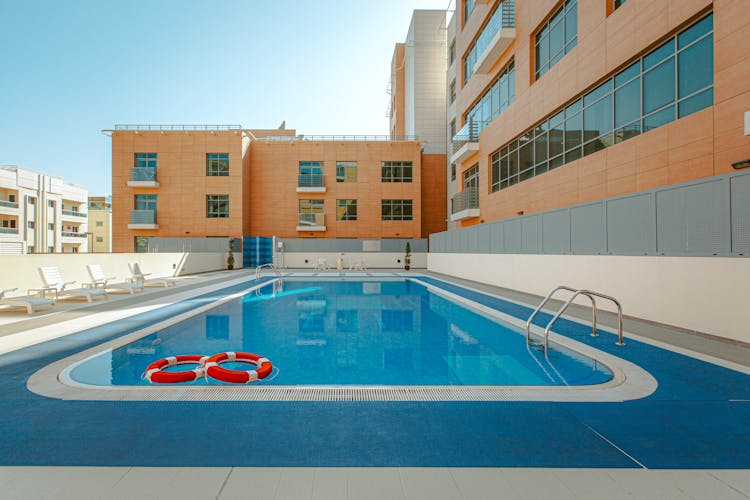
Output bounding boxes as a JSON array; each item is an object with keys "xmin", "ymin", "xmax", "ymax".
[
  {"xmin": 0, "ymin": 252, "xmax": 242, "ymax": 294},
  {"xmin": 428, "ymin": 253, "xmax": 750, "ymax": 344},
  {"xmin": 280, "ymin": 252, "xmax": 427, "ymax": 269}
]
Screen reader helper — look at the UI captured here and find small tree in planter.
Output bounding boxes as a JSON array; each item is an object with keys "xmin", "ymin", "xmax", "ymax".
[
  {"xmin": 227, "ymin": 238, "xmax": 235, "ymax": 270},
  {"xmin": 404, "ymin": 241, "xmax": 411, "ymax": 271}
]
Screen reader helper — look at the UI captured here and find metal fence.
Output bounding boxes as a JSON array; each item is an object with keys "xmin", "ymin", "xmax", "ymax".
[
  {"xmin": 430, "ymin": 171, "xmax": 749, "ymax": 257},
  {"xmin": 278, "ymin": 238, "xmax": 428, "ymax": 253}
]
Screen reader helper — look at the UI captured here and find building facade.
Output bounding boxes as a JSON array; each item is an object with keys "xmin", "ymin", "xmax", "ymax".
[
  {"xmin": 108, "ymin": 127, "xmax": 447, "ymax": 252},
  {"xmin": 88, "ymin": 196, "xmax": 112, "ymax": 253},
  {"xmin": 448, "ymin": 0, "xmax": 749, "ymax": 227},
  {"xmin": 0, "ymin": 166, "xmax": 88, "ymax": 254}
]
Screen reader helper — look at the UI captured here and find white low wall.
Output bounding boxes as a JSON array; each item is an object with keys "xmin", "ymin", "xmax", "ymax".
[
  {"xmin": 428, "ymin": 253, "xmax": 750, "ymax": 344},
  {"xmin": 279, "ymin": 252, "xmax": 426, "ymax": 269},
  {"xmin": 0, "ymin": 252, "xmax": 242, "ymax": 294}
]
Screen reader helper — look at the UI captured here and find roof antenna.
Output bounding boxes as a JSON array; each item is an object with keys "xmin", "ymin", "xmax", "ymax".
[{"xmin": 278, "ymin": 121, "xmax": 286, "ymax": 130}]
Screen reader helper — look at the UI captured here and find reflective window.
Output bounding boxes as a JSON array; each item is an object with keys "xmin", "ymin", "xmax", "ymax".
[
  {"xmin": 381, "ymin": 200, "xmax": 413, "ymax": 221},
  {"xmin": 336, "ymin": 161, "xmax": 357, "ymax": 183},
  {"xmin": 134, "ymin": 153, "xmax": 157, "ymax": 169},
  {"xmin": 458, "ymin": 61, "xmax": 514, "ymax": 139},
  {"xmin": 336, "ymin": 199, "xmax": 357, "ymax": 221},
  {"xmin": 381, "ymin": 161, "xmax": 413, "ymax": 182},
  {"xmin": 206, "ymin": 153, "xmax": 229, "ymax": 176},
  {"xmin": 535, "ymin": 0, "xmax": 577, "ymax": 80},
  {"xmin": 206, "ymin": 195, "xmax": 229, "ymax": 218}
]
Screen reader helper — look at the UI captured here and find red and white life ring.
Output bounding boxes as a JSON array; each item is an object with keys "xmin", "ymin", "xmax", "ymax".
[
  {"xmin": 204, "ymin": 351, "xmax": 272, "ymax": 384},
  {"xmin": 145, "ymin": 354, "xmax": 208, "ymax": 384}
]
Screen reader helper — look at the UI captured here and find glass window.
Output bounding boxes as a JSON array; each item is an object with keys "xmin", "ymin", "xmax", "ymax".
[
  {"xmin": 615, "ymin": 78, "xmax": 641, "ymax": 128},
  {"xmin": 565, "ymin": 112, "xmax": 582, "ymax": 151},
  {"xmin": 336, "ymin": 199, "xmax": 357, "ymax": 221},
  {"xmin": 134, "ymin": 153, "xmax": 157, "ymax": 169},
  {"xmin": 27, "ymin": 246, "xmax": 34, "ymax": 254},
  {"xmin": 643, "ymin": 39, "xmax": 674, "ymax": 70},
  {"xmin": 96, "ymin": 220, "xmax": 104, "ymax": 227},
  {"xmin": 464, "ymin": 164, "xmax": 479, "ymax": 190},
  {"xmin": 644, "ymin": 105, "xmax": 675, "ymax": 132},
  {"xmin": 48, "ymin": 223, "xmax": 54, "ymax": 230},
  {"xmin": 299, "ymin": 161, "xmax": 324, "ymax": 187},
  {"xmin": 615, "ymin": 61, "xmax": 640, "ymax": 87},
  {"xmin": 47, "ymin": 200, "xmax": 54, "ymax": 208},
  {"xmin": 134, "ymin": 194, "xmax": 157, "ymax": 211},
  {"xmin": 583, "ymin": 93, "xmax": 613, "ymax": 139},
  {"xmin": 449, "ymin": 81, "xmax": 456, "ymax": 104},
  {"xmin": 679, "ymin": 87, "xmax": 713, "ymax": 118},
  {"xmin": 464, "ymin": 0, "xmax": 475, "ymax": 23},
  {"xmin": 336, "ymin": 161, "xmax": 357, "ymax": 182},
  {"xmin": 299, "ymin": 199, "xmax": 324, "ymax": 226},
  {"xmin": 96, "ymin": 236, "xmax": 103, "ymax": 243},
  {"xmin": 678, "ymin": 35, "xmax": 713, "ymax": 98},
  {"xmin": 206, "ymin": 153, "xmax": 229, "ymax": 176},
  {"xmin": 534, "ymin": 129, "xmax": 548, "ymax": 164},
  {"xmin": 134, "ymin": 236, "xmax": 149, "ymax": 253},
  {"xmin": 27, "ymin": 221, "xmax": 34, "ymax": 229},
  {"xmin": 28, "ymin": 197, "xmax": 35, "ymax": 205},
  {"xmin": 643, "ymin": 58, "xmax": 675, "ymax": 114},
  {"xmin": 462, "ymin": 61, "xmax": 515, "ymax": 136},
  {"xmin": 381, "ymin": 200, "xmax": 413, "ymax": 221},
  {"xmin": 678, "ymin": 14, "xmax": 712, "ymax": 49},
  {"xmin": 381, "ymin": 161, "xmax": 413, "ymax": 182},
  {"xmin": 614, "ymin": 0, "xmax": 627, "ymax": 9},
  {"xmin": 463, "ymin": 1, "xmax": 514, "ymax": 83},
  {"xmin": 206, "ymin": 195, "xmax": 229, "ymax": 218},
  {"xmin": 535, "ymin": 0, "xmax": 577, "ymax": 79}
]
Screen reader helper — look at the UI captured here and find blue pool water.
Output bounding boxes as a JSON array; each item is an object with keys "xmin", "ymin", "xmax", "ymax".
[{"xmin": 70, "ymin": 279, "xmax": 612, "ymax": 386}]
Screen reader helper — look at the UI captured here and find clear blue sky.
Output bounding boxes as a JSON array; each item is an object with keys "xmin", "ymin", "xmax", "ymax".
[{"xmin": 0, "ymin": 0, "xmax": 450, "ymax": 195}]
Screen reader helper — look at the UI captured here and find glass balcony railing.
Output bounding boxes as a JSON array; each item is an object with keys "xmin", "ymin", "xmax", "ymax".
[
  {"xmin": 0, "ymin": 200, "xmax": 19, "ymax": 209},
  {"xmin": 298, "ymin": 174, "xmax": 325, "ymax": 188},
  {"xmin": 451, "ymin": 120, "xmax": 488, "ymax": 154},
  {"xmin": 130, "ymin": 167, "xmax": 157, "ymax": 182},
  {"xmin": 62, "ymin": 210, "xmax": 87, "ymax": 218},
  {"xmin": 452, "ymin": 188, "xmax": 480, "ymax": 214},
  {"xmin": 130, "ymin": 209, "xmax": 157, "ymax": 225},
  {"xmin": 298, "ymin": 213, "xmax": 325, "ymax": 227},
  {"xmin": 0, "ymin": 227, "xmax": 18, "ymax": 234},
  {"xmin": 61, "ymin": 231, "xmax": 86, "ymax": 238},
  {"xmin": 464, "ymin": 0, "xmax": 515, "ymax": 83}
]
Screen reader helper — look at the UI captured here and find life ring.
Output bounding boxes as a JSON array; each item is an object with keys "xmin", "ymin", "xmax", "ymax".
[
  {"xmin": 145, "ymin": 354, "xmax": 208, "ymax": 384},
  {"xmin": 204, "ymin": 351, "xmax": 272, "ymax": 384}
]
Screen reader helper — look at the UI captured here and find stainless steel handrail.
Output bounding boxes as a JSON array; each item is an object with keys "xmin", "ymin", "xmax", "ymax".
[
  {"xmin": 255, "ymin": 263, "xmax": 280, "ymax": 281},
  {"xmin": 526, "ymin": 286, "xmax": 598, "ymax": 348}
]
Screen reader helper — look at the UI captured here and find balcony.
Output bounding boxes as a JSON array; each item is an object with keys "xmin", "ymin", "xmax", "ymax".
[
  {"xmin": 450, "ymin": 188, "xmax": 480, "ymax": 221},
  {"xmin": 0, "ymin": 227, "xmax": 19, "ymax": 235},
  {"xmin": 128, "ymin": 167, "xmax": 159, "ymax": 187},
  {"xmin": 61, "ymin": 209, "xmax": 87, "ymax": 219},
  {"xmin": 0, "ymin": 200, "xmax": 19, "ymax": 213},
  {"xmin": 61, "ymin": 231, "xmax": 87, "ymax": 238},
  {"xmin": 296, "ymin": 213, "xmax": 326, "ymax": 232},
  {"xmin": 472, "ymin": 1, "xmax": 516, "ymax": 75},
  {"xmin": 296, "ymin": 174, "xmax": 326, "ymax": 193},
  {"xmin": 450, "ymin": 121, "xmax": 486, "ymax": 164},
  {"xmin": 128, "ymin": 209, "xmax": 159, "ymax": 229}
]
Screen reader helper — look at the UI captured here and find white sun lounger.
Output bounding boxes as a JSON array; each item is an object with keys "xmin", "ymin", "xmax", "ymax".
[
  {"xmin": 86, "ymin": 264, "xmax": 144, "ymax": 294},
  {"xmin": 35, "ymin": 266, "xmax": 108, "ymax": 302},
  {"xmin": 128, "ymin": 263, "xmax": 177, "ymax": 288},
  {"xmin": 0, "ymin": 287, "xmax": 56, "ymax": 314},
  {"xmin": 314, "ymin": 258, "xmax": 330, "ymax": 271}
]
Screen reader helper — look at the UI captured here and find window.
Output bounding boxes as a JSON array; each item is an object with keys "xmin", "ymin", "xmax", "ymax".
[
  {"xmin": 381, "ymin": 161, "xmax": 413, "ymax": 182},
  {"xmin": 336, "ymin": 199, "xmax": 357, "ymax": 221},
  {"xmin": 451, "ymin": 164, "xmax": 456, "ymax": 182},
  {"xmin": 206, "ymin": 195, "xmax": 229, "ymax": 218},
  {"xmin": 27, "ymin": 221, "xmax": 34, "ymax": 229},
  {"xmin": 449, "ymin": 41, "xmax": 456, "ymax": 65},
  {"xmin": 450, "ymin": 119, "xmax": 456, "ymax": 139},
  {"xmin": 464, "ymin": 164, "xmax": 479, "ymax": 190},
  {"xmin": 614, "ymin": 0, "xmax": 627, "ymax": 9},
  {"xmin": 8, "ymin": 194, "xmax": 15, "ymax": 203},
  {"xmin": 96, "ymin": 236, "xmax": 103, "ymax": 243},
  {"xmin": 299, "ymin": 161, "xmax": 324, "ymax": 187},
  {"xmin": 299, "ymin": 199, "xmax": 324, "ymax": 226},
  {"xmin": 449, "ymin": 81, "xmax": 456, "ymax": 104},
  {"xmin": 47, "ymin": 200, "xmax": 54, "ymax": 208},
  {"xmin": 134, "ymin": 153, "xmax": 157, "ymax": 168},
  {"xmin": 1, "ymin": 219, "xmax": 16, "ymax": 228},
  {"xmin": 382, "ymin": 200, "xmax": 413, "ymax": 221},
  {"xmin": 48, "ymin": 223, "xmax": 54, "ymax": 230},
  {"xmin": 28, "ymin": 197, "xmax": 35, "ymax": 205},
  {"xmin": 535, "ymin": 0, "xmax": 577, "ymax": 80},
  {"xmin": 96, "ymin": 220, "xmax": 103, "ymax": 227},
  {"xmin": 48, "ymin": 247, "xmax": 54, "ymax": 253},
  {"xmin": 491, "ymin": 13, "xmax": 713, "ymax": 193},
  {"xmin": 134, "ymin": 236, "xmax": 149, "ymax": 253},
  {"xmin": 464, "ymin": 0, "xmax": 475, "ymax": 23},
  {"xmin": 206, "ymin": 153, "xmax": 229, "ymax": 176},
  {"xmin": 463, "ymin": 1, "xmax": 515, "ymax": 83},
  {"xmin": 336, "ymin": 161, "xmax": 357, "ymax": 182},
  {"xmin": 134, "ymin": 194, "xmax": 157, "ymax": 211},
  {"xmin": 71, "ymin": 247, "xmax": 78, "ymax": 253},
  {"xmin": 463, "ymin": 61, "xmax": 515, "ymax": 134},
  {"xmin": 27, "ymin": 246, "xmax": 34, "ymax": 254}
]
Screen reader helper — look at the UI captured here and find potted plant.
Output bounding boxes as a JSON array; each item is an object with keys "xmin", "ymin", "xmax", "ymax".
[
  {"xmin": 227, "ymin": 238, "xmax": 235, "ymax": 270},
  {"xmin": 404, "ymin": 241, "xmax": 411, "ymax": 271}
]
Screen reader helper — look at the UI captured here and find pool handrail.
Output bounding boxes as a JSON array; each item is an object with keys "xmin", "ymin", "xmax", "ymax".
[
  {"xmin": 526, "ymin": 286, "xmax": 598, "ymax": 347},
  {"xmin": 255, "ymin": 263, "xmax": 280, "ymax": 281}
]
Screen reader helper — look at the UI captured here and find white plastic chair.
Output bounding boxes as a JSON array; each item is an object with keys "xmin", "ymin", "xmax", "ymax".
[
  {"xmin": 86, "ymin": 264, "xmax": 144, "ymax": 294},
  {"xmin": 36, "ymin": 267, "xmax": 107, "ymax": 302},
  {"xmin": 0, "ymin": 287, "xmax": 56, "ymax": 314},
  {"xmin": 128, "ymin": 263, "xmax": 177, "ymax": 288}
]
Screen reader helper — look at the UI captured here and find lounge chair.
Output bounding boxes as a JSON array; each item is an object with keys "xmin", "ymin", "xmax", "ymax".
[
  {"xmin": 349, "ymin": 260, "xmax": 367, "ymax": 271},
  {"xmin": 35, "ymin": 267, "xmax": 108, "ymax": 302},
  {"xmin": 86, "ymin": 264, "xmax": 144, "ymax": 294},
  {"xmin": 128, "ymin": 263, "xmax": 177, "ymax": 288},
  {"xmin": 314, "ymin": 258, "xmax": 330, "ymax": 271},
  {"xmin": 0, "ymin": 287, "xmax": 56, "ymax": 314}
]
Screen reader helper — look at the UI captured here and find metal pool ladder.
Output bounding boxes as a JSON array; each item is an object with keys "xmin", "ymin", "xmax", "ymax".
[
  {"xmin": 255, "ymin": 263, "xmax": 280, "ymax": 281},
  {"xmin": 526, "ymin": 285, "xmax": 624, "ymax": 355}
]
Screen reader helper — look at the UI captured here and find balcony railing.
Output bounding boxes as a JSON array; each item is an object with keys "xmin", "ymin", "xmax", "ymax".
[
  {"xmin": 0, "ymin": 227, "xmax": 18, "ymax": 234},
  {"xmin": 298, "ymin": 213, "xmax": 325, "ymax": 227},
  {"xmin": 130, "ymin": 209, "xmax": 157, "ymax": 225},
  {"xmin": 115, "ymin": 124, "xmax": 242, "ymax": 131},
  {"xmin": 464, "ymin": 0, "xmax": 515, "ymax": 82},
  {"xmin": 298, "ymin": 174, "xmax": 325, "ymax": 188},
  {"xmin": 131, "ymin": 167, "xmax": 157, "ymax": 182},
  {"xmin": 62, "ymin": 210, "xmax": 87, "ymax": 218},
  {"xmin": 452, "ymin": 188, "xmax": 480, "ymax": 214},
  {"xmin": 0, "ymin": 200, "xmax": 19, "ymax": 209},
  {"xmin": 61, "ymin": 231, "xmax": 86, "ymax": 238},
  {"xmin": 452, "ymin": 120, "xmax": 487, "ymax": 155},
  {"xmin": 264, "ymin": 135, "xmax": 418, "ymax": 141}
]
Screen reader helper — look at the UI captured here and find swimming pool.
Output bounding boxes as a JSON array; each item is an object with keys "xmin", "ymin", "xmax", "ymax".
[
  {"xmin": 69, "ymin": 279, "xmax": 611, "ymax": 387},
  {"xmin": 32, "ymin": 275, "xmax": 656, "ymax": 401}
]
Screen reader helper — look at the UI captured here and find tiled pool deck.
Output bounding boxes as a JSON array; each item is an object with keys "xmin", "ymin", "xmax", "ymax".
[{"xmin": 0, "ymin": 269, "xmax": 748, "ymax": 498}]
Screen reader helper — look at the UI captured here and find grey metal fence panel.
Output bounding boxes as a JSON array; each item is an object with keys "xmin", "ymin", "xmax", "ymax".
[
  {"xmin": 731, "ymin": 174, "xmax": 750, "ymax": 255},
  {"xmin": 656, "ymin": 180, "xmax": 728, "ymax": 255},
  {"xmin": 521, "ymin": 215, "xmax": 542, "ymax": 253},
  {"xmin": 607, "ymin": 193, "xmax": 656, "ymax": 255},
  {"xmin": 279, "ymin": 238, "xmax": 427, "ymax": 253},
  {"xmin": 504, "ymin": 219, "xmax": 522, "ymax": 253},
  {"xmin": 542, "ymin": 209, "xmax": 570, "ymax": 254},
  {"xmin": 490, "ymin": 221, "xmax": 504, "ymax": 252},
  {"xmin": 571, "ymin": 203, "xmax": 606, "ymax": 254},
  {"xmin": 149, "ymin": 237, "xmax": 236, "ymax": 253},
  {"xmin": 476, "ymin": 224, "xmax": 491, "ymax": 252}
]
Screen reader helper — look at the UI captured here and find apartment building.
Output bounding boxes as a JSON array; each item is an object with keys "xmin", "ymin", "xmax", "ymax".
[
  {"xmin": 0, "ymin": 166, "xmax": 88, "ymax": 254},
  {"xmin": 107, "ymin": 127, "xmax": 446, "ymax": 252},
  {"xmin": 88, "ymin": 196, "xmax": 112, "ymax": 253},
  {"xmin": 448, "ymin": 0, "xmax": 749, "ymax": 227}
]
